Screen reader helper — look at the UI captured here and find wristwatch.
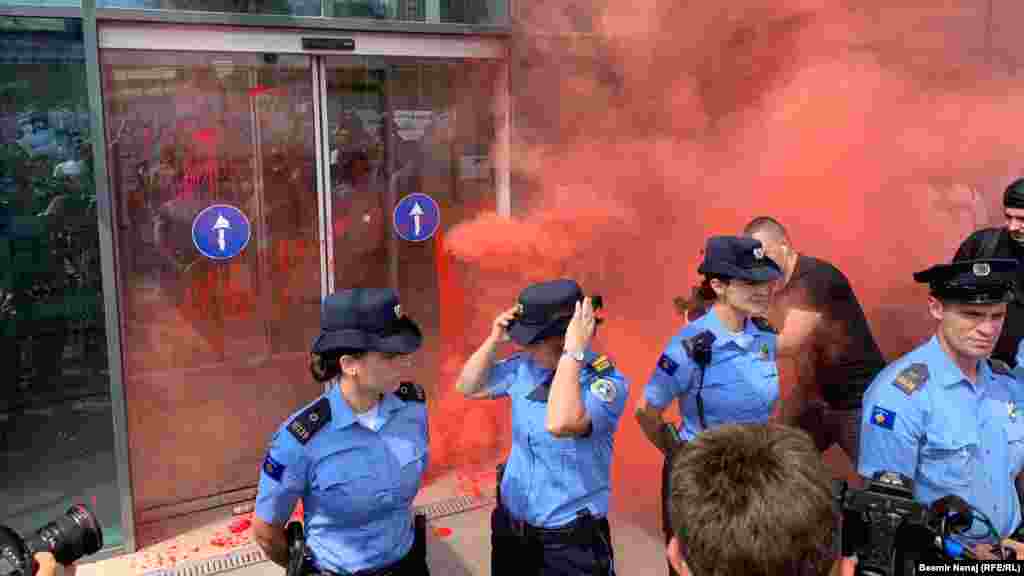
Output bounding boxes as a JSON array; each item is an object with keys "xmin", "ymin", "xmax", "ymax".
[{"xmin": 562, "ymin": 348, "xmax": 585, "ymax": 363}]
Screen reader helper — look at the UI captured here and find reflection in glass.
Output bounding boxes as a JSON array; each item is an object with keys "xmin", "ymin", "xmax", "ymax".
[
  {"xmin": 325, "ymin": 56, "xmax": 501, "ymax": 478},
  {"xmin": 102, "ymin": 51, "xmax": 325, "ymax": 534},
  {"xmin": 329, "ymin": 0, "xmax": 504, "ymax": 24},
  {"xmin": 98, "ymin": 0, "xmax": 320, "ymax": 16},
  {"xmin": 0, "ymin": 17, "xmax": 122, "ymax": 547}
]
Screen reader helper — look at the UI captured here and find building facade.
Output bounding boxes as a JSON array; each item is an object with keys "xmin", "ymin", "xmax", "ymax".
[{"xmin": 0, "ymin": 0, "xmax": 509, "ymax": 557}]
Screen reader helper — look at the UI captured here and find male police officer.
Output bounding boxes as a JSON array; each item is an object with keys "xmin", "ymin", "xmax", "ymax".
[{"xmin": 859, "ymin": 258, "xmax": 1024, "ymax": 548}]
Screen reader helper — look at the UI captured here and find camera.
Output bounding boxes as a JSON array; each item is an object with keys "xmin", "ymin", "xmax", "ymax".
[
  {"xmin": 0, "ymin": 505, "xmax": 103, "ymax": 576},
  {"xmin": 833, "ymin": 471, "xmax": 987, "ymax": 576}
]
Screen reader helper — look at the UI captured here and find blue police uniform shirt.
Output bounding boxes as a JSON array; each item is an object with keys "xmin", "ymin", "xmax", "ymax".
[
  {"xmin": 1015, "ymin": 340, "xmax": 1024, "ymax": 387},
  {"xmin": 643, "ymin": 308, "xmax": 779, "ymax": 442},
  {"xmin": 484, "ymin": 349, "xmax": 629, "ymax": 528},
  {"xmin": 254, "ymin": 383, "xmax": 429, "ymax": 574},
  {"xmin": 859, "ymin": 335, "xmax": 1024, "ymax": 542}
]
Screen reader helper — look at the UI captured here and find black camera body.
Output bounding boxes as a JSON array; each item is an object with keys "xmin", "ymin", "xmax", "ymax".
[
  {"xmin": 0, "ymin": 505, "xmax": 103, "ymax": 576},
  {"xmin": 833, "ymin": 471, "xmax": 973, "ymax": 576}
]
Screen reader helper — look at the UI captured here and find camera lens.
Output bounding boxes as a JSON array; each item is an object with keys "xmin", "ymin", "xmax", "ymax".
[{"xmin": 25, "ymin": 505, "xmax": 103, "ymax": 565}]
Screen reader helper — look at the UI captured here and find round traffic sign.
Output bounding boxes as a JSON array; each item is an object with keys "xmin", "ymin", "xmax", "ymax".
[{"xmin": 192, "ymin": 204, "xmax": 252, "ymax": 261}]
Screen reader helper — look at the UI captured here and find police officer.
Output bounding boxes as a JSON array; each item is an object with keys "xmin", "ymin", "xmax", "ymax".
[
  {"xmin": 455, "ymin": 279, "xmax": 628, "ymax": 576},
  {"xmin": 859, "ymin": 259, "xmax": 1024, "ymax": 549},
  {"xmin": 634, "ymin": 236, "xmax": 782, "ymax": 576},
  {"xmin": 251, "ymin": 288, "xmax": 430, "ymax": 576}
]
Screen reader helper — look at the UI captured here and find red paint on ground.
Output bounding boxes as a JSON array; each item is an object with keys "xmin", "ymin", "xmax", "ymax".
[{"xmin": 228, "ymin": 516, "xmax": 252, "ymax": 534}]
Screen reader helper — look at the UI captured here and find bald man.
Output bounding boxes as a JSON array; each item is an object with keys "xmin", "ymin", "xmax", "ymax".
[{"xmin": 743, "ymin": 217, "xmax": 884, "ymax": 472}]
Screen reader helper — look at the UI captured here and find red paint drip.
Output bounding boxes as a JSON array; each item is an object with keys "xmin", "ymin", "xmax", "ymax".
[
  {"xmin": 247, "ymin": 85, "xmax": 275, "ymax": 97},
  {"xmin": 432, "ymin": 527, "xmax": 453, "ymax": 538},
  {"xmin": 228, "ymin": 517, "xmax": 251, "ymax": 534}
]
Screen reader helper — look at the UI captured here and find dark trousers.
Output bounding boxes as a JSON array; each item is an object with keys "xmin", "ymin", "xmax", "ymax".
[
  {"xmin": 661, "ymin": 453, "xmax": 680, "ymax": 576},
  {"xmin": 491, "ymin": 504, "xmax": 615, "ymax": 576},
  {"xmin": 305, "ymin": 516, "xmax": 429, "ymax": 576},
  {"xmin": 798, "ymin": 402, "xmax": 861, "ymax": 467}
]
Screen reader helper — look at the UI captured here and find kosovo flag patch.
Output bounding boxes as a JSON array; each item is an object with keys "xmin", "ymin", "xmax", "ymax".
[
  {"xmin": 657, "ymin": 354, "xmax": 679, "ymax": 376},
  {"xmin": 263, "ymin": 454, "xmax": 285, "ymax": 482},
  {"xmin": 871, "ymin": 406, "xmax": 896, "ymax": 430}
]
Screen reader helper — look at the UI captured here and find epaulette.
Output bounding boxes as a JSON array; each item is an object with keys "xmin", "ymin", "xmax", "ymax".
[
  {"xmin": 288, "ymin": 397, "xmax": 331, "ymax": 445},
  {"xmin": 588, "ymin": 354, "xmax": 614, "ymax": 375},
  {"xmin": 395, "ymin": 381, "xmax": 426, "ymax": 403},
  {"xmin": 892, "ymin": 363, "xmax": 929, "ymax": 396},
  {"xmin": 751, "ymin": 317, "xmax": 777, "ymax": 334},
  {"xmin": 989, "ymin": 358, "xmax": 1013, "ymax": 376}
]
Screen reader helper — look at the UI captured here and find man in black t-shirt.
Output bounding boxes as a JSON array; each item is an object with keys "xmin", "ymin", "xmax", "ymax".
[
  {"xmin": 953, "ymin": 177, "xmax": 1024, "ymax": 367},
  {"xmin": 744, "ymin": 217, "xmax": 885, "ymax": 471}
]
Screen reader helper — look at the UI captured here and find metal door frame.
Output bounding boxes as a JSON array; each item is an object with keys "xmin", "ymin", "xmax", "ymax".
[{"xmin": 95, "ymin": 22, "xmax": 509, "ymax": 551}]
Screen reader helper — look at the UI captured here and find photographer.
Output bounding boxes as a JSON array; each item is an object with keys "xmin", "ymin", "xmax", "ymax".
[
  {"xmin": 664, "ymin": 423, "xmax": 857, "ymax": 576},
  {"xmin": 859, "ymin": 258, "xmax": 1024, "ymax": 549}
]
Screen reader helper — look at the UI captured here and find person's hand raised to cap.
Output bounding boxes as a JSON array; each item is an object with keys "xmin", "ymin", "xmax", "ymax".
[
  {"xmin": 565, "ymin": 297, "xmax": 597, "ymax": 354},
  {"xmin": 491, "ymin": 306, "xmax": 520, "ymax": 343}
]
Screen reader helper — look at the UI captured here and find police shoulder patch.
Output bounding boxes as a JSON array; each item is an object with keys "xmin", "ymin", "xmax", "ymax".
[
  {"xmin": 892, "ymin": 363, "xmax": 929, "ymax": 396},
  {"xmin": 657, "ymin": 353, "xmax": 679, "ymax": 375},
  {"xmin": 262, "ymin": 453, "xmax": 285, "ymax": 482},
  {"xmin": 751, "ymin": 317, "xmax": 777, "ymax": 334},
  {"xmin": 590, "ymin": 378, "xmax": 617, "ymax": 403},
  {"xmin": 288, "ymin": 397, "xmax": 332, "ymax": 445},
  {"xmin": 870, "ymin": 405, "xmax": 896, "ymax": 430},
  {"xmin": 989, "ymin": 358, "xmax": 1013, "ymax": 376},
  {"xmin": 395, "ymin": 381, "xmax": 426, "ymax": 403}
]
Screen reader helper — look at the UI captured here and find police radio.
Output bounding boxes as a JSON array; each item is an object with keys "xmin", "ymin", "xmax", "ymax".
[{"xmin": 683, "ymin": 331, "xmax": 715, "ymax": 429}]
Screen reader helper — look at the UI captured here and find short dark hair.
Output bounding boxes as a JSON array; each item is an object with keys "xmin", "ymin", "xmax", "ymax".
[
  {"xmin": 669, "ymin": 424, "xmax": 836, "ymax": 576},
  {"xmin": 309, "ymin": 348, "xmax": 367, "ymax": 382},
  {"xmin": 1003, "ymin": 178, "xmax": 1024, "ymax": 208},
  {"xmin": 743, "ymin": 216, "xmax": 790, "ymax": 243}
]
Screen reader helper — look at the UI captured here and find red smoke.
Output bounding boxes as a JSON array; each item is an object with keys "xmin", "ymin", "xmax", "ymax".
[{"xmin": 430, "ymin": 0, "xmax": 1024, "ymax": 541}]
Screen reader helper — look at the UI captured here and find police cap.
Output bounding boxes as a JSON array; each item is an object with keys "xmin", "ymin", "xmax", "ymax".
[{"xmin": 912, "ymin": 258, "xmax": 1018, "ymax": 304}]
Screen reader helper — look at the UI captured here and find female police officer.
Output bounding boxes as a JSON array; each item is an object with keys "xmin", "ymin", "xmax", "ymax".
[
  {"xmin": 456, "ymin": 279, "xmax": 629, "ymax": 576},
  {"xmin": 634, "ymin": 236, "xmax": 782, "ymax": 576},
  {"xmin": 252, "ymin": 287, "xmax": 430, "ymax": 576}
]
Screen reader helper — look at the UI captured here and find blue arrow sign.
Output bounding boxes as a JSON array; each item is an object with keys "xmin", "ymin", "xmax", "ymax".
[
  {"xmin": 393, "ymin": 193, "xmax": 440, "ymax": 242},
  {"xmin": 192, "ymin": 204, "xmax": 251, "ymax": 261}
]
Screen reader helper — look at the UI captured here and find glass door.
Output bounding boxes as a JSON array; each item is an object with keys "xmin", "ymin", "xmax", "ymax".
[
  {"xmin": 98, "ymin": 24, "xmax": 507, "ymax": 546},
  {"xmin": 101, "ymin": 49, "xmax": 325, "ymax": 545}
]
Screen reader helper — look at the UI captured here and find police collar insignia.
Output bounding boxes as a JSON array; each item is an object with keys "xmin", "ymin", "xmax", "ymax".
[
  {"xmin": 892, "ymin": 363, "xmax": 929, "ymax": 396},
  {"xmin": 395, "ymin": 381, "xmax": 425, "ymax": 403},
  {"xmin": 394, "ymin": 304, "xmax": 403, "ymax": 318},
  {"xmin": 1010, "ymin": 401, "xmax": 1018, "ymax": 422},
  {"xmin": 591, "ymin": 378, "xmax": 617, "ymax": 403},
  {"xmin": 753, "ymin": 247, "xmax": 764, "ymax": 260},
  {"xmin": 973, "ymin": 262, "xmax": 991, "ymax": 277},
  {"xmin": 758, "ymin": 343, "xmax": 770, "ymax": 360}
]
